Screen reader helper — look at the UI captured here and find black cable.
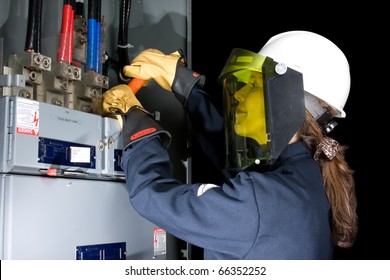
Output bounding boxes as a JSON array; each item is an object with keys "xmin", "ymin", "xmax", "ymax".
[
  {"xmin": 117, "ymin": 0, "xmax": 131, "ymax": 82},
  {"xmin": 87, "ymin": 0, "xmax": 96, "ymax": 20},
  {"xmin": 75, "ymin": 0, "xmax": 85, "ymax": 18},
  {"xmin": 102, "ymin": 51, "xmax": 119, "ymax": 77},
  {"xmin": 34, "ymin": 0, "xmax": 43, "ymax": 53},
  {"xmin": 95, "ymin": 0, "xmax": 101, "ymax": 21},
  {"xmin": 25, "ymin": 0, "xmax": 38, "ymax": 51}
]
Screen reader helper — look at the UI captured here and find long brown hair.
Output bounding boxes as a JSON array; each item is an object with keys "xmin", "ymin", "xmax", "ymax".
[{"xmin": 298, "ymin": 110, "xmax": 358, "ymax": 248}]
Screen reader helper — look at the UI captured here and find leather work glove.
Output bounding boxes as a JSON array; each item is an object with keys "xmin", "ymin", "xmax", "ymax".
[
  {"xmin": 123, "ymin": 48, "xmax": 205, "ymax": 105},
  {"xmin": 92, "ymin": 84, "xmax": 141, "ymax": 116},
  {"xmin": 92, "ymin": 84, "xmax": 171, "ymax": 150}
]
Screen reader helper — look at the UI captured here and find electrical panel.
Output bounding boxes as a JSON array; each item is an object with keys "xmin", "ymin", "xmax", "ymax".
[
  {"xmin": 0, "ymin": 0, "xmax": 191, "ymax": 260},
  {"xmin": 0, "ymin": 96, "xmax": 103, "ymax": 176},
  {"xmin": 0, "ymin": 95, "xmax": 127, "ymax": 181},
  {"xmin": 0, "ymin": 174, "xmax": 165, "ymax": 260}
]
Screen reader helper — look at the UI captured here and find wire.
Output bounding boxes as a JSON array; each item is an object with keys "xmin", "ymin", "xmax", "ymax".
[
  {"xmin": 102, "ymin": 51, "xmax": 119, "ymax": 77},
  {"xmin": 58, "ymin": 0, "xmax": 75, "ymax": 63},
  {"xmin": 24, "ymin": 0, "xmax": 43, "ymax": 53},
  {"xmin": 86, "ymin": 0, "xmax": 96, "ymax": 70},
  {"xmin": 75, "ymin": 0, "xmax": 85, "ymax": 18},
  {"xmin": 35, "ymin": 0, "xmax": 43, "ymax": 53},
  {"xmin": 69, "ymin": 0, "xmax": 75, "ymax": 62},
  {"xmin": 95, "ymin": 0, "xmax": 101, "ymax": 73},
  {"xmin": 117, "ymin": 0, "xmax": 131, "ymax": 82}
]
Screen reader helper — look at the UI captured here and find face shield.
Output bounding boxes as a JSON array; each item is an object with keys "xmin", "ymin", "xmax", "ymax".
[{"xmin": 218, "ymin": 48, "xmax": 306, "ymax": 169}]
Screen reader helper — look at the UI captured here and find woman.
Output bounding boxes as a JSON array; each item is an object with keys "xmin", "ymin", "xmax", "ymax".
[{"xmin": 95, "ymin": 30, "xmax": 358, "ymax": 259}]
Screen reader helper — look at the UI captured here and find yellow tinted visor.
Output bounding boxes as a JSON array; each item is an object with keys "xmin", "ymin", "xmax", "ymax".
[{"xmin": 220, "ymin": 48, "xmax": 306, "ymax": 168}]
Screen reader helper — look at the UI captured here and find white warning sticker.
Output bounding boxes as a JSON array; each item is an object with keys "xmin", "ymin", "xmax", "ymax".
[
  {"xmin": 16, "ymin": 98, "xmax": 39, "ymax": 136},
  {"xmin": 154, "ymin": 227, "xmax": 167, "ymax": 256}
]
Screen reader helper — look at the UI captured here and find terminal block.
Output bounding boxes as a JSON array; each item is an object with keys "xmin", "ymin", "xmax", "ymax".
[
  {"xmin": 44, "ymin": 61, "xmax": 82, "ymax": 108},
  {"xmin": 72, "ymin": 71, "xmax": 109, "ymax": 113},
  {"xmin": 73, "ymin": 17, "xmax": 88, "ymax": 65},
  {"xmin": 5, "ymin": 51, "xmax": 52, "ymax": 100}
]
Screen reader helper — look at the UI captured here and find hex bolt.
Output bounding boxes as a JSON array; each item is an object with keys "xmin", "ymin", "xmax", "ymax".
[
  {"xmin": 61, "ymin": 80, "xmax": 69, "ymax": 90},
  {"xmin": 42, "ymin": 57, "xmax": 51, "ymax": 69},
  {"xmin": 51, "ymin": 97, "xmax": 63, "ymax": 106},
  {"xmin": 33, "ymin": 54, "xmax": 42, "ymax": 65},
  {"xmin": 29, "ymin": 71, "xmax": 37, "ymax": 81}
]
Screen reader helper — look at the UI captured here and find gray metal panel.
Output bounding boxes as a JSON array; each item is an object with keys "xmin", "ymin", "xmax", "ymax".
[
  {"xmin": 101, "ymin": 116, "xmax": 124, "ymax": 179},
  {"xmin": 0, "ymin": 174, "xmax": 164, "ymax": 260},
  {"xmin": 0, "ymin": 96, "xmax": 9, "ymax": 171},
  {"xmin": 0, "ymin": 0, "xmax": 192, "ymax": 260},
  {"xmin": 0, "ymin": 96, "xmax": 103, "ymax": 176}
]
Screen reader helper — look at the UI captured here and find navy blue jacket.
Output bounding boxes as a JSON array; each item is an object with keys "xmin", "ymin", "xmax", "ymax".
[{"xmin": 121, "ymin": 86, "xmax": 333, "ymax": 259}]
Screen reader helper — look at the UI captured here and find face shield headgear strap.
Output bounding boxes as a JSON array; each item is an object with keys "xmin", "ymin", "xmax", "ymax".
[
  {"xmin": 218, "ymin": 49, "xmax": 306, "ymax": 170},
  {"xmin": 304, "ymin": 92, "xmax": 338, "ymax": 133}
]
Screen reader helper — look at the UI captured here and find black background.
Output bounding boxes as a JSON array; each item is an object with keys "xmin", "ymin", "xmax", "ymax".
[{"xmin": 191, "ymin": 2, "xmax": 388, "ymax": 259}]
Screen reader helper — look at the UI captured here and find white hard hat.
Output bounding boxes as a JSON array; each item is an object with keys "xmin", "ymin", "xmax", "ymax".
[{"xmin": 258, "ymin": 30, "xmax": 350, "ymax": 118}]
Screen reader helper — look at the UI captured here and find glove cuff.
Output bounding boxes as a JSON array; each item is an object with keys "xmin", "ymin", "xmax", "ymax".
[
  {"xmin": 172, "ymin": 65, "xmax": 205, "ymax": 105},
  {"xmin": 123, "ymin": 106, "xmax": 172, "ymax": 150}
]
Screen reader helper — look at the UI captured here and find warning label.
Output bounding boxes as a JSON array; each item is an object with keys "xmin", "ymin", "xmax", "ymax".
[
  {"xmin": 153, "ymin": 227, "xmax": 167, "ymax": 256},
  {"xmin": 16, "ymin": 98, "xmax": 39, "ymax": 136}
]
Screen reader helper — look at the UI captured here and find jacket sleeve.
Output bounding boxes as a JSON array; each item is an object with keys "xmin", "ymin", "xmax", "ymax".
[
  {"xmin": 184, "ymin": 85, "xmax": 225, "ymax": 169},
  {"xmin": 121, "ymin": 136, "xmax": 259, "ymax": 258}
]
